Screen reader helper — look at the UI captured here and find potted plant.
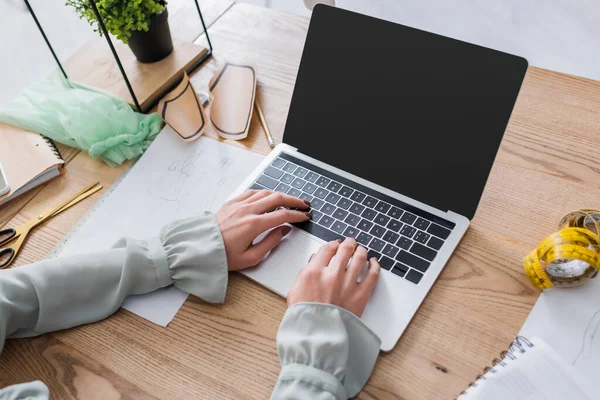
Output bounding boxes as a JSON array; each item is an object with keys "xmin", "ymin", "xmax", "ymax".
[{"xmin": 66, "ymin": 0, "xmax": 174, "ymax": 63}]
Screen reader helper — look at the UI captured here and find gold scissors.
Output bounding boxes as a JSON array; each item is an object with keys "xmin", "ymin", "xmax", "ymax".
[{"xmin": 0, "ymin": 182, "xmax": 103, "ymax": 269}]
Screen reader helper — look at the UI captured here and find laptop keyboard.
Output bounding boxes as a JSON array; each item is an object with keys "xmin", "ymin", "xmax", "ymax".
[{"xmin": 250, "ymin": 153, "xmax": 455, "ymax": 285}]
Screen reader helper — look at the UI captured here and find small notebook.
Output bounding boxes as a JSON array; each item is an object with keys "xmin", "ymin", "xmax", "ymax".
[
  {"xmin": 459, "ymin": 337, "xmax": 598, "ymax": 399},
  {"xmin": 0, "ymin": 123, "xmax": 64, "ymax": 206}
]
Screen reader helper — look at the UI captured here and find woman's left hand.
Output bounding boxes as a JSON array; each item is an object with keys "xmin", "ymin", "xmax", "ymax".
[{"xmin": 216, "ymin": 190, "xmax": 311, "ymax": 271}]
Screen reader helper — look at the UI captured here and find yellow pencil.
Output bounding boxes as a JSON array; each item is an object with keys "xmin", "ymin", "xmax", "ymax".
[{"xmin": 254, "ymin": 100, "xmax": 275, "ymax": 149}]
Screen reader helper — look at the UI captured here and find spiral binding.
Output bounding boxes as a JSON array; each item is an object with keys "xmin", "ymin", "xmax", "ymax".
[
  {"xmin": 460, "ymin": 336, "xmax": 534, "ymax": 396},
  {"xmin": 41, "ymin": 135, "xmax": 64, "ymax": 161}
]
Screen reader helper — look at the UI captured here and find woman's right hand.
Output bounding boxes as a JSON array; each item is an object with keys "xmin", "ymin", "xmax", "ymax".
[{"xmin": 287, "ymin": 237, "xmax": 380, "ymax": 317}]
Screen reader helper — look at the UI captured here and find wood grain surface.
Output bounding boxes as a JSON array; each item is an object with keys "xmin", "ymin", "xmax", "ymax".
[{"xmin": 1, "ymin": 3, "xmax": 600, "ymax": 399}]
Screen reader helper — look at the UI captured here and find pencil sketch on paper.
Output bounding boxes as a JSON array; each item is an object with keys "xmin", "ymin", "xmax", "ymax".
[
  {"xmin": 148, "ymin": 150, "xmax": 202, "ymax": 202},
  {"xmin": 572, "ymin": 310, "xmax": 600, "ymax": 368},
  {"xmin": 147, "ymin": 149, "xmax": 235, "ymax": 213}
]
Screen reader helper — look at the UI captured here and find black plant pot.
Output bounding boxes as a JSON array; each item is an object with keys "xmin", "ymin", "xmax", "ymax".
[{"xmin": 128, "ymin": 8, "xmax": 174, "ymax": 63}]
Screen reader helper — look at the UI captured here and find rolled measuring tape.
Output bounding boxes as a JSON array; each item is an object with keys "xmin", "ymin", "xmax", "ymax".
[{"xmin": 524, "ymin": 209, "xmax": 600, "ymax": 290}]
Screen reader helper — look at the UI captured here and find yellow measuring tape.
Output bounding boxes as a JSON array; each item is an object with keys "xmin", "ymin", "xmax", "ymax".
[{"xmin": 524, "ymin": 209, "xmax": 600, "ymax": 290}]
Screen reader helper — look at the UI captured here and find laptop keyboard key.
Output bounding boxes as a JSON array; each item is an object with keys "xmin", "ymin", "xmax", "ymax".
[
  {"xmin": 400, "ymin": 225, "xmax": 417, "ymax": 238},
  {"xmin": 375, "ymin": 201, "xmax": 391, "ymax": 213},
  {"xmin": 388, "ymin": 206, "xmax": 402, "ymax": 219},
  {"xmin": 333, "ymin": 208, "xmax": 348, "ymax": 220},
  {"xmin": 303, "ymin": 183, "xmax": 317, "ymax": 194},
  {"xmin": 314, "ymin": 188, "xmax": 329, "ymax": 199},
  {"xmin": 358, "ymin": 219, "xmax": 373, "ymax": 232},
  {"xmin": 339, "ymin": 186, "xmax": 354, "ymax": 198},
  {"xmin": 344, "ymin": 214, "xmax": 360, "ymax": 226},
  {"xmin": 362, "ymin": 196, "xmax": 378, "ymax": 208},
  {"xmin": 291, "ymin": 178, "xmax": 306, "ymax": 189},
  {"xmin": 410, "ymin": 242, "xmax": 437, "ymax": 262},
  {"xmin": 256, "ymin": 174, "xmax": 278, "ymax": 189},
  {"xmin": 379, "ymin": 256, "xmax": 395, "ymax": 270},
  {"xmin": 316, "ymin": 176, "xmax": 331, "ymax": 188},
  {"xmin": 400, "ymin": 212, "xmax": 417, "ymax": 224},
  {"xmin": 414, "ymin": 217, "xmax": 430, "ymax": 230},
  {"xmin": 321, "ymin": 203, "xmax": 336, "ymax": 215},
  {"xmin": 383, "ymin": 230, "xmax": 400, "ymax": 244},
  {"xmin": 391, "ymin": 263, "xmax": 408, "ymax": 277},
  {"xmin": 387, "ymin": 220, "xmax": 402, "ymax": 232},
  {"xmin": 361, "ymin": 209, "xmax": 377, "ymax": 220},
  {"xmin": 305, "ymin": 172, "xmax": 319, "ymax": 183},
  {"xmin": 297, "ymin": 221, "xmax": 343, "ymax": 242},
  {"xmin": 356, "ymin": 232, "xmax": 373, "ymax": 246},
  {"xmin": 414, "ymin": 230, "xmax": 430, "ymax": 244},
  {"xmin": 428, "ymin": 236, "xmax": 444, "ymax": 250},
  {"xmin": 275, "ymin": 183, "xmax": 291, "ymax": 193},
  {"xmin": 349, "ymin": 203, "xmax": 365, "ymax": 215},
  {"xmin": 369, "ymin": 225, "xmax": 386, "ymax": 238},
  {"xmin": 326, "ymin": 181, "xmax": 342, "ymax": 193},
  {"xmin": 250, "ymin": 183, "xmax": 265, "ymax": 190},
  {"xmin": 374, "ymin": 213, "xmax": 390, "ymax": 226},
  {"xmin": 319, "ymin": 215, "xmax": 335, "ymax": 228},
  {"xmin": 396, "ymin": 236, "xmax": 412, "ymax": 250},
  {"xmin": 406, "ymin": 269, "xmax": 424, "ymax": 284},
  {"xmin": 310, "ymin": 210, "xmax": 323, "ymax": 223},
  {"xmin": 293, "ymin": 167, "xmax": 308, "ymax": 178},
  {"xmin": 350, "ymin": 191, "xmax": 366, "ymax": 203},
  {"xmin": 343, "ymin": 226, "xmax": 360, "ymax": 238},
  {"xmin": 282, "ymin": 163, "xmax": 297, "ymax": 173},
  {"xmin": 367, "ymin": 249, "xmax": 381, "ymax": 261},
  {"xmin": 299, "ymin": 192, "xmax": 313, "ymax": 203},
  {"xmin": 370, "ymin": 238, "xmax": 385, "ymax": 251},
  {"xmin": 281, "ymin": 173, "xmax": 295, "ymax": 184},
  {"xmin": 287, "ymin": 188, "xmax": 302, "ymax": 197},
  {"xmin": 271, "ymin": 158, "xmax": 286, "ymax": 169},
  {"xmin": 325, "ymin": 192, "xmax": 341, "ymax": 204},
  {"xmin": 382, "ymin": 244, "xmax": 399, "ymax": 258},
  {"xmin": 427, "ymin": 223, "xmax": 452, "ymax": 240},
  {"xmin": 337, "ymin": 198, "xmax": 352, "ymax": 210},
  {"xmin": 264, "ymin": 166, "xmax": 284, "ymax": 179},
  {"xmin": 331, "ymin": 220, "xmax": 347, "ymax": 234},
  {"xmin": 396, "ymin": 250, "xmax": 430, "ymax": 272}
]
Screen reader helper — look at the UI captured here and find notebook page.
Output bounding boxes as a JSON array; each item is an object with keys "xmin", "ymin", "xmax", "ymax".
[
  {"xmin": 520, "ymin": 273, "xmax": 600, "ymax": 384},
  {"xmin": 459, "ymin": 337, "xmax": 598, "ymax": 400}
]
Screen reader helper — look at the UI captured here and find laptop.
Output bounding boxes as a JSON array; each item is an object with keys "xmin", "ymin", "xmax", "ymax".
[{"xmin": 231, "ymin": 5, "xmax": 528, "ymax": 351}]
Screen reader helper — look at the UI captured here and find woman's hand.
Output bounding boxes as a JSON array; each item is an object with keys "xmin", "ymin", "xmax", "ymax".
[
  {"xmin": 287, "ymin": 238, "xmax": 380, "ymax": 317},
  {"xmin": 216, "ymin": 190, "xmax": 311, "ymax": 271}
]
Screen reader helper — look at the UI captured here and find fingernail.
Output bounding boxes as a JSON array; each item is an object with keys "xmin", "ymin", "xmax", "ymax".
[
  {"xmin": 336, "ymin": 239, "xmax": 342, "ymax": 243},
  {"xmin": 303, "ymin": 200, "xmax": 311, "ymax": 207},
  {"xmin": 282, "ymin": 226, "xmax": 292, "ymax": 236},
  {"xmin": 370, "ymin": 257, "xmax": 378, "ymax": 262},
  {"xmin": 305, "ymin": 211, "xmax": 312, "ymax": 219}
]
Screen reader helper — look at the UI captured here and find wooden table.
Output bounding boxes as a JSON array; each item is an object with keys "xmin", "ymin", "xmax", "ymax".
[{"xmin": 1, "ymin": 3, "xmax": 600, "ymax": 399}]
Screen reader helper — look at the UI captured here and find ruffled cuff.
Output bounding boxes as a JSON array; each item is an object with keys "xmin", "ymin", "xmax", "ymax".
[
  {"xmin": 156, "ymin": 212, "xmax": 228, "ymax": 303},
  {"xmin": 276, "ymin": 303, "xmax": 381, "ymax": 398}
]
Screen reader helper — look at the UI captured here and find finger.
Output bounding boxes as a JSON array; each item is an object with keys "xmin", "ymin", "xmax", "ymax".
[
  {"xmin": 243, "ymin": 189, "xmax": 273, "ymax": 204},
  {"xmin": 243, "ymin": 225, "xmax": 292, "ymax": 267},
  {"xmin": 309, "ymin": 240, "xmax": 341, "ymax": 268},
  {"xmin": 346, "ymin": 245, "xmax": 368, "ymax": 283},
  {"xmin": 358, "ymin": 258, "xmax": 381, "ymax": 297},
  {"xmin": 251, "ymin": 192, "xmax": 310, "ymax": 214},
  {"xmin": 253, "ymin": 208, "xmax": 310, "ymax": 233},
  {"xmin": 330, "ymin": 237, "xmax": 357, "ymax": 273},
  {"xmin": 229, "ymin": 189, "xmax": 260, "ymax": 204}
]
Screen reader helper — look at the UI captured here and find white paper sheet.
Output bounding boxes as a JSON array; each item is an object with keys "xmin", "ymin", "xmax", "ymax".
[
  {"xmin": 58, "ymin": 126, "xmax": 263, "ymax": 326},
  {"xmin": 520, "ymin": 275, "xmax": 600, "ymax": 385}
]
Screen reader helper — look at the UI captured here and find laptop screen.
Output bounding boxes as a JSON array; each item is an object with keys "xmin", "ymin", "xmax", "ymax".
[{"xmin": 283, "ymin": 5, "xmax": 528, "ymax": 220}]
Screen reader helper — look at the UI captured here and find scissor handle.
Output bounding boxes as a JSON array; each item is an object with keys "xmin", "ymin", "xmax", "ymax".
[
  {"xmin": 0, "ymin": 247, "xmax": 15, "ymax": 269},
  {"xmin": 0, "ymin": 227, "xmax": 16, "ymax": 247}
]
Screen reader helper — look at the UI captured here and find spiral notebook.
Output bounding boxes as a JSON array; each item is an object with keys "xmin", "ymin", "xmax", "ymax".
[
  {"xmin": 459, "ymin": 337, "xmax": 598, "ymax": 399},
  {"xmin": 0, "ymin": 123, "xmax": 64, "ymax": 206}
]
